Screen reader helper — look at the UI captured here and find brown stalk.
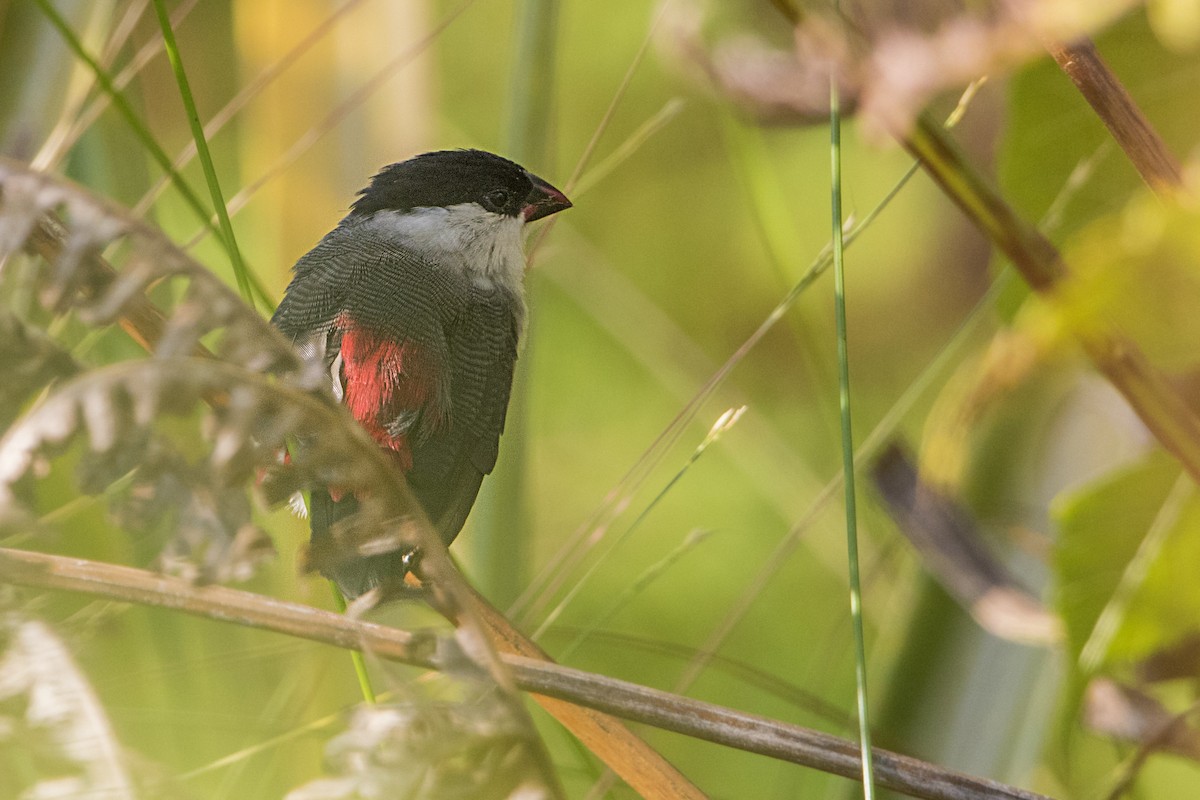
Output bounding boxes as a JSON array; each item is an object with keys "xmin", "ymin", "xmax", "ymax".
[
  {"xmin": 903, "ymin": 35, "xmax": 1199, "ymax": 478},
  {"xmin": 447, "ymin": 583, "xmax": 706, "ymax": 799},
  {"xmin": 1048, "ymin": 39, "xmax": 1183, "ymax": 194},
  {"xmin": 901, "ymin": 114, "xmax": 1200, "ymax": 483},
  {"xmin": 0, "ymin": 547, "xmax": 1054, "ymax": 800},
  {"xmin": 26, "ymin": 215, "xmax": 176, "ymax": 356}
]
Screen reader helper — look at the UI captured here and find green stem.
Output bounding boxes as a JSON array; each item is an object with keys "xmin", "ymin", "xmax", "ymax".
[
  {"xmin": 533, "ymin": 409, "xmax": 741, "ymax": 643},
  {"xmin": 35, "ymin": 0, "xmax": 263, "ymax": 304},
  {"xmin": 505, "ymin": 0, "xmax": 559, "ymax": 165},
  {"xmin": 151, "ymin": 0, "xmax": 256, "ymax": 310},
  {"xmin": 829, "ymin": 30, "xmax": 875, "ymax": 800},
  {"xmin": 290, "ymin": 453, "xmax": 376, "ymax": 707},
  {"xmin": 473, "ymin": 0, "xmax": 561, "ymax": 605},
  {"xmin": 330, "ymin": 582, "xmax": 377, "ymax": 705}
]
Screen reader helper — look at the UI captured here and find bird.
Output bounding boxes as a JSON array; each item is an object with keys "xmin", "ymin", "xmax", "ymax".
[{"xmin": 271, "ymin": 149, "xmax": 571, "ymax": 598}]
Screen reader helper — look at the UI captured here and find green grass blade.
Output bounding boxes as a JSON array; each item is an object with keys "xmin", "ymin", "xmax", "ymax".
[
  {"xmin": 829, "ymin": 32, "xmax": 876, "ymax": 799},
  {"xmin": 329, "ymin": 582, "xmax": 377, "ymax": 705},
  {"xmin": 286, "ymin": 468, "xmax": 376, "ymax": 707},
  {"xmin": 151, "ymin": 0, "xmax": 255, "ymax": 310},
  {"xmin": 34, "ymin": 1, "xmax": 244, "ymax": 290}
]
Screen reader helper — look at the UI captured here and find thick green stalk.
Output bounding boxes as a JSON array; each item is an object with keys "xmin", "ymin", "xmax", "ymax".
[
  {"xmin": 505, "ymin": 0, "xmax": 559, "ymax": 164},
  {"xmin": 473, "ymin": 0, "xmax": 560, "ymax": 606}
]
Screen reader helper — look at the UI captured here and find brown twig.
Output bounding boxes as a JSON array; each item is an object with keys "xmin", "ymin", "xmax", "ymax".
[
  {"xmin": 0, "ymin": 547, "xmax": 1054, "ymax": 800},
  {"xmin": 26, "ymin": 214, "xmax": 181, "ymax": 357},
  {"xmin": 1048, "ymin": 39, "xmax": 1183, "ymax": 194}
]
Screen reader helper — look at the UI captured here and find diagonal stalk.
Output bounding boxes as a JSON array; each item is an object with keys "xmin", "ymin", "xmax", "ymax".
[
  {"xmin": 1047, "ymin": 39, "xmax": 1182, "ymax": 194},
  {"xmin": 901, "ymin": 115, "xmax": 1200, "ymax": 483},
  {"xmin": 34, "ymin": 0, "xmax": 268, "ymax": 304}
]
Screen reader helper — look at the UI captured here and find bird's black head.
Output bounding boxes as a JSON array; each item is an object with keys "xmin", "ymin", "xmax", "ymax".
[{"xmin": 349, "ymin": 149, "xmax": 571, "ymax": 222}]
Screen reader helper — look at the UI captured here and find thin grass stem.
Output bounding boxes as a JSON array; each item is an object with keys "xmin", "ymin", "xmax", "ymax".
[
  {"xmin": 330, "ymin": 582, "xmax": 377, "ymax": 705},
  {"xmin": 516, "ymin": 162, "xmax": 918, "ymax": 628},
  {"xmin": 34, "ymin": 0, "xmax": 250, "ymax": 297},
  {"xmin": 151, "ymin": 0, "xmax": 255, "ymax": 310},
  {"xmin": 532, "ymin": 408, "xmax": 743, "ymax": 643},
  {"xmin": 828, "ymin": 30, "xmax": 875, "ymax": 798},
  {"xmin": 557, "ymin": 528, "xmax": 712, "ymax": 663}
]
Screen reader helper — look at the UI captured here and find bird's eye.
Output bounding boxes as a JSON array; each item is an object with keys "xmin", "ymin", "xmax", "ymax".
[{"xmin": 483, "ymin": 189, "xmax": 510, "ymax": 211}]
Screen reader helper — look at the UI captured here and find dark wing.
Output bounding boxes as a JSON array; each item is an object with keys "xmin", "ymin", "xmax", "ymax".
[
  {"xmin": 272, "ymin": 223, "xmax": 368, "ymax": 339},
  {"xmin": 272, "ymin": 222, "xmax": 520, "ymax": 597},
  {"xmin": 407, "ymin": 288, "xmax": 520, "ymax": 541}
]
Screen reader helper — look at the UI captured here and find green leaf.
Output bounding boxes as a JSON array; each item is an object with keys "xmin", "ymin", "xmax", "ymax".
[
  {"xmin": 1053, "ymin": 450, "xmax": 1200, "ymax": 674},
  {"xmin": 1105, "ymin": 485, "xmax": 1200, "ymax": 663}
]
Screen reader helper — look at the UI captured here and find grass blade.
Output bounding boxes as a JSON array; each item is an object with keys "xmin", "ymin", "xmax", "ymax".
[
  {"xmin": 828, "ymin": 19, "xmax": 875, "ymax": 796},
  {"xmin": 34, "ymin": 0, "xmax": 263, "ymax": 303},
  {"xmin": 151, "ymin": 0, "xmax": 255, "ymax": 310}
]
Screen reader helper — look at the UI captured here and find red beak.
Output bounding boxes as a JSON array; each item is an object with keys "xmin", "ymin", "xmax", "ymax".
[{"xmin": 522, "ymin": 173, "xmax": 572, "ymax": 222}]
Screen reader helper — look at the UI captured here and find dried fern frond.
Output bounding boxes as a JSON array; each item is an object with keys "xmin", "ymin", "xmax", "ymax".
[
  {"xmin": 0, "ymin": 159, "xmax": 305, "ymax": 377},
  {"xmin": 0, "ymin": 311, "xmax": 80, "ymax": 430}
]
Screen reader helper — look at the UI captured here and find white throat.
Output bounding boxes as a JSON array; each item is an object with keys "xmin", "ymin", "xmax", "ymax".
[{"xmin": 363, "ymin": 203, "xmax": 527, "ymax": 294}]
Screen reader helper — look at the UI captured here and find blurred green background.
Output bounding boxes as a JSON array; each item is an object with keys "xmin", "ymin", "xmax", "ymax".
[{"xmin": 4, "ymin": 0, "xmax": 1200, "ymax": 797}]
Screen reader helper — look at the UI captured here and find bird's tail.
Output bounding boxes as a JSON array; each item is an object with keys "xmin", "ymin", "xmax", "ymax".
[{"xmin": 308, "ymin": 489, "xmax": 413, "ymax": 599}]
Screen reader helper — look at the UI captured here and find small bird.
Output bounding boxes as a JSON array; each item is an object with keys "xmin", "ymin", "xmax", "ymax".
[{"xmin": 271, "ymin": 149, "xmax": 571, "ymax": 597}]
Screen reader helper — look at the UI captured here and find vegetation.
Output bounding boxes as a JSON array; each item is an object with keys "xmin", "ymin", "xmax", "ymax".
[{"xmin": 2, "ymin": 1, "xmax": 1199, "ymax": 798}]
